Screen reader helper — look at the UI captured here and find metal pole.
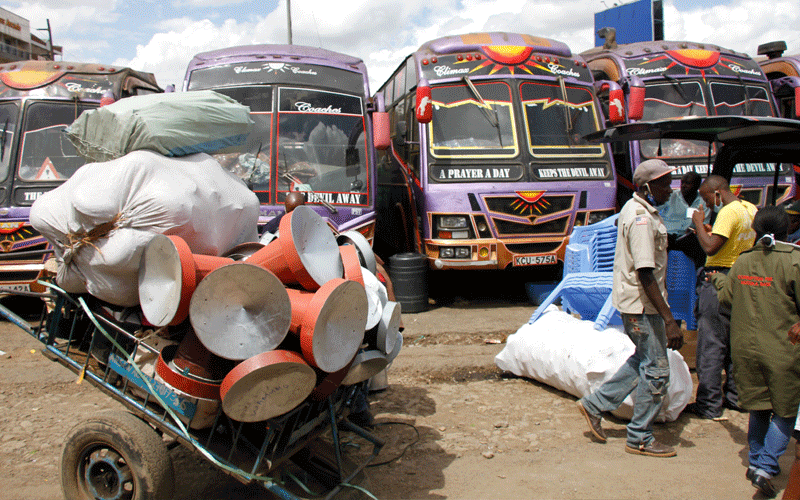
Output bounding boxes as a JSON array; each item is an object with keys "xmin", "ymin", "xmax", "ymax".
[
  {"xmin": 35, "ymin": 19, "xmax": 54, "ymax": 60},
  {"xmin": 45, "ymin": 19, "xmax": 53, "ymax": 60},
  {"xmin": 286, "ymin": 0, "xmax": 292, "ymax": 45}
]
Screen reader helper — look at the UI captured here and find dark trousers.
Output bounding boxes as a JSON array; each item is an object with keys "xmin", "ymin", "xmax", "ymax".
[{"xmin": 693, "ymin": 269, "xmax": 738, "ymax": 418}]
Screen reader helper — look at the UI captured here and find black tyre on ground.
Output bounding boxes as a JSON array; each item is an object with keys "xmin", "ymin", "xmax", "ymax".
[{"xmin": 60, "ymin": 410, "xmax": 175, "ymax": 500}]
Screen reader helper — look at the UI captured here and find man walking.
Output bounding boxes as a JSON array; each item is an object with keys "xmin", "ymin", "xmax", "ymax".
[
  {"xmin": 577, "ymin": 159, "xmax": 684, "ymax": 457},
  {"xmin": 685, "ymin": 174, "xmax": 757, "ymax": 420}
]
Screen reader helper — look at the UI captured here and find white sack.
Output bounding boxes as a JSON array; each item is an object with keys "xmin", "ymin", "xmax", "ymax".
[
  {"xmin": 30, "ymin": 150, "xmax": 260, "ymax": 306},
  {"xmin": 494, "ymin": 305, "xmax": 692, "ymax": 422}
]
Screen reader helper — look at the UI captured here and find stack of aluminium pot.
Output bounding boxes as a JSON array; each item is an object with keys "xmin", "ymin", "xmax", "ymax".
[{"xmin": 137, "ymin": 205, "xmax": 402, "ymax": 427}]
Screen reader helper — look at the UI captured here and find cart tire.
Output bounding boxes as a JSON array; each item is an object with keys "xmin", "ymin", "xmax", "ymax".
[{"xmin": 60, "ymin": 410, "xmax": 175, "ymax": 500}]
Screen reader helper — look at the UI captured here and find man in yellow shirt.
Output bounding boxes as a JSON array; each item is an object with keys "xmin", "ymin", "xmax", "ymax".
[{"xmin": 686, "ymin": 175, "xmax": 757, "ymax": 420}]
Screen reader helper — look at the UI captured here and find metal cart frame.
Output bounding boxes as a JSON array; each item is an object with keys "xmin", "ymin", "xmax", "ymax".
[{"xmin": 1, "ymin": 284, "xmax": 383, "ymax": 500}]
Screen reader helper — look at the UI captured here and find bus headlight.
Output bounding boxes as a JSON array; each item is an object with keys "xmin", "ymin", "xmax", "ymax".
[
  {"xmin": 438, "ymin": 215, "xmax": 468, "ymax": 229},
  {"xmin": 437, "ymin": 215, "xmax": 470, "ymax": 239},
  {"xmin": 454, "ymin": 247, "xmax": 470, "ymax": 258},
  {"xmin": 439, "ymin": 246, "xmax": 471, "ymax": 259}
]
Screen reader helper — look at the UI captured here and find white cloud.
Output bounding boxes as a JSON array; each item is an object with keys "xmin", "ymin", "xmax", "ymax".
[
  {"xmin": 663, "ymin": 0, "xmax": 800, "ymax": 55},
  {"xmin": 9, "ymin": 0, "xmax": 795, "ymax": 94},
  {"xmin": 1, "ymin": 1, "xmax": 119, "ymax": 35}
]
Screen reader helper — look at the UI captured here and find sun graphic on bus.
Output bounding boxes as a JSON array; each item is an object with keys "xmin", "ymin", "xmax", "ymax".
[
  {"xmin": 265, "ymin": 63, "xmax": 289, "ymax": 73},
  {"xmin": 511, "ymin": 190, "xmax": 550, "ymax": 214},
  {"xmin": 472, "ymin": 45, "xmax": 537, "ymax": 75}
]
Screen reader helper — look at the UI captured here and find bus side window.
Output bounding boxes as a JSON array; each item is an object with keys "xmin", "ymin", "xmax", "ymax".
[
  {"xmin": 391, "ymin": 95, "xmax": 407, "ymax": 148},
  {"xmin": 403, "ymin": 94, "xmax": 421, "ymax": 178}
]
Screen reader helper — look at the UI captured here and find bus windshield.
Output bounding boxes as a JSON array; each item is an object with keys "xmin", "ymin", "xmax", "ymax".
[
  {"xmin": 18, "ymin": 101, "xmax": 93, "ymax": 181},
  {"xmin": 641, "ymin": 81, "xmax": 710, "ymax": 159},
  {"xmin": 212, "ymin": 86, "xmax": 273, "ymax": 200},
  {"xmin": 212, "ymin": 86, "xmax": 370, "ymax": 206},
  {"xmin": 276, "ymin": 88, "xmax": 369, "ymax": 204},
  {"xmin": 521, "ymin": 81, "xmax": 605, "ymax": 157},
  {"xmin": 0, "ymin": 102, "xmax": 18, "ymax": 182},
  {"xmin": 710, "ymin": 82, "xmax": 773, "ymax": 116},
  {"xmin": 429, "ymin": 81, "xmax": 517, "ymax": 158}
]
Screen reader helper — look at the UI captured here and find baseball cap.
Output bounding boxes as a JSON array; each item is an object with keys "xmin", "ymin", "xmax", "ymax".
[
  {"xmin": 785, "ymin": 200, "xmax": 800, "ymax": 216},
  {"xmin": 633, "ymin": 159, "xmax": 678, "ymax": 187}
]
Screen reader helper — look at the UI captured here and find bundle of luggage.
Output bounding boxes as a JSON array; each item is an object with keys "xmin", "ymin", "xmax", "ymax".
[{"xmin": 30, "ymin": 90, "xmax": 401, "ymax": 428}]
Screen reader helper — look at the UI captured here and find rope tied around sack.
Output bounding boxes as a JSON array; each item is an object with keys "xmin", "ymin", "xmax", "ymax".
[{"xmin": 65, "ymin": 212, "xmax": 126, "ymax": 255}]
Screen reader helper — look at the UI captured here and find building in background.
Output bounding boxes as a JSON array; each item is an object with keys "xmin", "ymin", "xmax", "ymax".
[{"xmin": 0, "ymin": 7, "xmax": 61, "ymax": 63}]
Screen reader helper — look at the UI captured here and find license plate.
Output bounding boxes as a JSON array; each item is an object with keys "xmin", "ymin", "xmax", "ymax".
[
  {"xmin": 0, "ymin": 284, "xmax": 30, "ymax": 293},
  {"xmin": 513, "ymin": 254, "xmax": 557, "ymax": 266}
]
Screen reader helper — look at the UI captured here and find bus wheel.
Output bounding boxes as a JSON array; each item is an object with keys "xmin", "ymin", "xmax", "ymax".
[{"xmin": 61, "ymin": 410, "xmax": 174, "ymax": 500}]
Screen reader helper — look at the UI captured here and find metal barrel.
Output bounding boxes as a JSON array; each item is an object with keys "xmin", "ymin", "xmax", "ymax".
[{"xmin": 388, "ymin": 252, "xmax": 428, "ymax": 313}]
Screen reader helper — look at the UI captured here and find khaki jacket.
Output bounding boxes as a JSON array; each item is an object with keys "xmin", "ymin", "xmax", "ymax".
[{"xmin": 711, "ymin": 240, "xmax": 800, "ymax": 417}]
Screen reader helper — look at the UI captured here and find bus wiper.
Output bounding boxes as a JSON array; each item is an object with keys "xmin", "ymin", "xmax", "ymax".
[
  {"xmin": 0, "ymin": 118, "xmax": 7, "ymax": 161},
  {"xmin": 558, "ymin": 76, "xmax": 575, "ymax": 145},
  {"xmin": 662, "ymin": 74, "xmax": 692, "ymax": 110},
  {"xmin": 245, "ymin": 141, "xmax": 263, "ymax": 188},
  {"xmin": 281, "ymin": 148, "xmax": 337, "ymax": 214},
  {"xmin": 462, "ymin": 76, "xmax": 503, "ymax": 146},
  {"xmin": 734, "ymin": 72, "xmax": 751, "ymax": 115}
]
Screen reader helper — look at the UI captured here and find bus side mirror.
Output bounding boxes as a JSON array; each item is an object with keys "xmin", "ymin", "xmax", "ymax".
[
  {"xmin": 608, "ymin": 88, "xmax": 625, "ymax": 124},
  {"xmin": 415, "ymin": 83, "xmax": 432, "ymax": 124},
  {"xmin": 795, "ymin": 87, "xmax": 800, "ymax": 118},
  {"xmin": 372, "ymin": 111, "xmax": 391, "ymax": 150},
  {"xmin": 628, "ymin": 85, "xmax": 645, "ymax": 121}
]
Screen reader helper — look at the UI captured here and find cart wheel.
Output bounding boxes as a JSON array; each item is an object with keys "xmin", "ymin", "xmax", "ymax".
[{"xmin": 60, "ymin": 410, "xmax": 175, "ymax": 500}]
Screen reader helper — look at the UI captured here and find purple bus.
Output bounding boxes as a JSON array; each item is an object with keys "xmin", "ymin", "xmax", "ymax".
[
  {"xmin": 0, "ymin": 61, "xmax": 161, "ymax": 294},
  {"xmin": 756, "ymin": 41, "xmax": 800, "ymax": 198},
  {"xmin": 183, "ymin": 45, "xmax": 389, "ymax": 240},
  {"xmin": 583, "ymin": 34, "xmax": 795, "ymax": 206},
  {"xmin": 757, "ymin": 41, "xmax": 800, "ymax": 120},
  {"xmin": 373, "ymin": 32, "xmax": 618, "ymax": 275}
]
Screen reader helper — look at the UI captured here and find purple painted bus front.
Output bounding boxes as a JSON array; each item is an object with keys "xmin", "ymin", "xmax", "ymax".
[
  {"xmin": 374, "ymin": 32, "xmax": 617, "ymax": 273},
  {"xmin": 583, "ymin": 37, "xmax": 795, "ymax": 207},
  {"xmin": 0, "ymin": 61, "xmax": 161, "ymax": 294},
  {"xmin": 183, "ymin": 45, "xmax": 384, "ymax": 241}
]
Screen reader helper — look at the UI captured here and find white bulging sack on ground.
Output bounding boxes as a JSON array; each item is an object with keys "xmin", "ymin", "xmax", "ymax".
[
  {"xmin": 494, "ymin": 305, "xmax": 692, "ymax": 422},
  {"xmin": 30, "ymin": 150, "xmax": 260, "ymax": 305}
]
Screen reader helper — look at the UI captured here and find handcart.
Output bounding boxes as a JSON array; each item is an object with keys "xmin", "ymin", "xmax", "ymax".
[{"xmin": 1, "ymin": 283, "xmax": 384, "ymax": 500}]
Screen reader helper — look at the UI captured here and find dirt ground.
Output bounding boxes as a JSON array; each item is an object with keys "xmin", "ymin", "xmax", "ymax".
[{"xmin": 0, "ymin": 284, "xmax": 793, "ymax": 500}]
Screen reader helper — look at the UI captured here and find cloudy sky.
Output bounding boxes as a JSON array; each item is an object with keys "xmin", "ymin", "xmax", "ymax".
[{"xmin": 5, "ymin": 0, "xmax": 800, "ymax": 92}]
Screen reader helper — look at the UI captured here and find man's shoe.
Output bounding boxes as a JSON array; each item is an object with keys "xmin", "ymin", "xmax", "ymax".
[
  {"xmin": 752, "ymin": 474, "xmax": 777, "ymax": 498},
  {"xmin": 682, "ymin": 402, "xmax": 718, "ymax": 420},
  {"xmin": 746, "ymin": 467, "xmax": 757, "ymax": 482},
  {"xmin": 576, "ymin": 400, "xmax": 606, "ymax": 442},
  {"xmin": 624, "ymin": 440, "xmax": 677, "ymax": 458}
]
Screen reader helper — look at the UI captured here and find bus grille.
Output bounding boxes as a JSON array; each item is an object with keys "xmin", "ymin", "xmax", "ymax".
[
  {"xmin": 0, "ymin": 226, "xmax": 46, "ymax": 254},
  {"xmin": 484, "ymin": 195, "xmax": 575, "ymax": 218},
  {"xmin": 1, "ymin": 270, "xmax": 41, "ymax": 282},
  {"xmin": 492, "ymin": 215, "xmax": 570, "ymax": 236}
]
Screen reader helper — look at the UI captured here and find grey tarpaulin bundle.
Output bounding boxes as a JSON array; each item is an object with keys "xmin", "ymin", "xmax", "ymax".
[{"xmin": 65, "ymin": 90, "xmax": 254, "ymax": 163}]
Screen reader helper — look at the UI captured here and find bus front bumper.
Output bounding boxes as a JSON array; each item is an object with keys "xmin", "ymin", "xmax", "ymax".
[{"xmin": 425, "ymin": 239, "xmax": 567, "ymax": 271}]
